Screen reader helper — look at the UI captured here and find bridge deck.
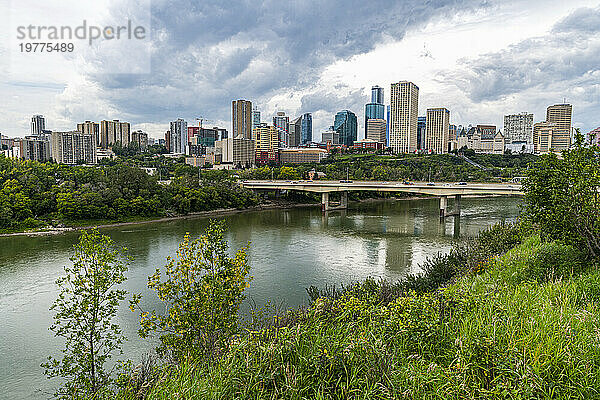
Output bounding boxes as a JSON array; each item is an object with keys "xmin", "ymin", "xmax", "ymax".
[{"xmin": 241, "ymin": 180, "xmax": 523, "ymax": 196}]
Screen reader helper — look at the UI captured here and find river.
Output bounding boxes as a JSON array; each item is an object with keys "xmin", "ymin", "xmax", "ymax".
[{"xmin": 0, "ymin": 197, "xmax": 521, "ymax": 399}]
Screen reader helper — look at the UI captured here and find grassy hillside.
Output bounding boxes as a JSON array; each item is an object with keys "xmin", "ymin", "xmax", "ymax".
[{"xmin": 118, "ymin": 233, "xmax": 600, "ymax": 399}]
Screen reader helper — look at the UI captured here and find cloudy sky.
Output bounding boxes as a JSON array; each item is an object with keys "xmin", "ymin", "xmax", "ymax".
[{"xmin": 1, "ymin": 0, "xmax": 599, "ymax": 141}]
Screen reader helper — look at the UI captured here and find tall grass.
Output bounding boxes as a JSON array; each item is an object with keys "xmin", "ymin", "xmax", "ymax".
[{"xmin": 118, "ymin": 228, "xmax": 600, "ymax": 399}]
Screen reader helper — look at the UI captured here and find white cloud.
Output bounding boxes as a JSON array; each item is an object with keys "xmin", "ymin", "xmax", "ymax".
[{"xmin": 1, "ymin": 0, "xmax": 599, "ymax": 139}]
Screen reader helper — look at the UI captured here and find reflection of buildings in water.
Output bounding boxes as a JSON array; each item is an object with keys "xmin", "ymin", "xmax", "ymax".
[
  {"xmin": 361, "ymin": 238, "xmax": 386, "ymax": 270},
  {"xmin": 384, "ymin": 235, "xmax": 413, "ymax": 273},
  {"xmin": 382, "ymin": 208, "xmax": 415, "ymax": 235}
]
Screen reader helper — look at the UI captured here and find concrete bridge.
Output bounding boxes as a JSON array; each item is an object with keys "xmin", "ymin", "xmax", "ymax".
[{"xmin": 241, "ymin": 180, "xmax": 523, "ymax": 217}]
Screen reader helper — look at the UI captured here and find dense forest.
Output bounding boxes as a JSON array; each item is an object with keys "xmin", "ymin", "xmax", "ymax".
[
  {"xmin": 243, "ymin": 152, "xmax": 536, "ymax": 182},
  {"xmin": 0, "ymin": 156, "xmax": 258, "ymax": 232},
  {"xmin": 0, "ymin": 152, "xmax": 536, "ymax": 232}
]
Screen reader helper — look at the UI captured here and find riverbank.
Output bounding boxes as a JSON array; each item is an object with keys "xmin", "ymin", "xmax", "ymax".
[
  {"xmin": 118, "ymin": 226, "xmax": 600, "ymax": 399},
  {"xmin": 0, "ymin": 200, "xmax": 318, "ymax": 238},
  {"xmin": 0, "ymin": 194, "xmax": 511, "ymax": 238}
]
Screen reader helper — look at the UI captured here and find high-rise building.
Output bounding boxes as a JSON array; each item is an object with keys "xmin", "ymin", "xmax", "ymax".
[
  {"xmin": 273, "ymin": 112, "xmax": 290, "ymax": 147},
  {"xmin": 301, "ymin": 113, "xmax": 312, "ymax": 144},
  {"xmin": 252, "ymin": 108, "xmax": 261, "ymax": 132},
  {"xmin": 366, "ymin": 119, "xmax": 386, "ymax": 144},
  {"xmin": 417, "ymin": 116, "xmax": 426, "ymax": 150},
  {"xmin": 334, "ymin": 110, "xmax": 358, "ymax": 147},
  {"xmin": 365, "ymin": 85, "xmax": 385, "ymax": 137},
  {"xmin": 289, "ymin": 116, "xmax": 302, "ymax": 147},
  {"xmin": 254, "ymin": 123, "xmax": 279, "ymax": 164},
  {"xmin": 51, "ymin": 131, "xmax": 97, "ymax": 164},
  {"xmin": 164, "ymin": 130, "xmax": 171, "ymax": 151},
  {"xmin": 546, "ymin": 104, "xmax": 572, "ymax": 151},
  {"xmin": 77, "ymin": 121, "xmax": 100, "ymax": 146},
  {"xmin": 19, "ymin": 137, "xmax": 51, "ymax": 161},
  {"xmin": 425, "ymin": 108, "xmax": 450, "ymax": 154},
  {"xmin": 31, "ymin": 115, "xmax": 45, "ymax": 136},
  {"xmin": 130, "ymin": 130, "xmax": 148, "ymax": 152},
  {"xmin": 99, "ymin": 120, "xmax": 130, "ymax": 148},
  {"xmin": 389, "ymin": 81, "xmax": 419, "ymax": 153},
  {"xmin": 371, "ymin": 85, "xmax": 384, "ymax": 104},
  {"xmin": 503, "ymin": 113, "xmax": 533, "ymax": 145},
  {"xmin": 169, "ymin": 118, "xmax": 188, "ymax": 154},
  {"xmin": 232, "ymin": 99, "xmax": 253, "ymax": 139}
]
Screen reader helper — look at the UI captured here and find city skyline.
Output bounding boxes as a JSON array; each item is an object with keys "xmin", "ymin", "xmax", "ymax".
[{"xmin": 1, "ymin": 1, "xmax": 599, "ymax": 141}]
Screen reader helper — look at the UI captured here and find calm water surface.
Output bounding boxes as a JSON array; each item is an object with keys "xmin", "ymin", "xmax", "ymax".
[{"xmin": 0, "ymin": 197, "xmax": 521, "ymax": 399}]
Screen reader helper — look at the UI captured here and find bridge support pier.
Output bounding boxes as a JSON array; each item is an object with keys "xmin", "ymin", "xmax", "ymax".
[
  {"xmin": 321, "ymin": 192, "xmax": 330, "ymax": 212},
  {"xmin": 454, "ymin": 194, "xmax": 461, "ymax": 216},
  {"xmin": 440, "ymin": 196, "xmax": 448, "ymax": 219},
  {"xmin": 321, "ymin": 191, "xmax": 348, "ymax": 212},
  {"xmin": 340, "ymin": 191, "xmax": 348, "ymax": 209}
]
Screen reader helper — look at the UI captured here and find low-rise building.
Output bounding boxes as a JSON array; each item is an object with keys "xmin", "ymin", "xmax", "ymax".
[
  {"xmin": 321, "ymin": 128, "xmax": 340, "ymax": 145},
  {"xmin": 587, "ymin": 127, "xmax": 600, "ymax": 146},
  {"xmin": 279, "ymin": 147, "xmax": 328, "ymax": 164},
  {"xmin": 533, "ymin": 122, "xmax": 557, "ymax": 154},
  {"xmin": 470, "ymin": 128, "xmax": 504, "ymax": 154},
  {"xmin": 352, "ymin": 138, "xmax": 384, "ymax": 151}
]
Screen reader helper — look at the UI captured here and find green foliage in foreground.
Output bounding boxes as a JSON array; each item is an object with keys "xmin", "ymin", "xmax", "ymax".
[
  {"xmin": 43, "ymin": 229, "xmax": 129, "ymax": 399},
  {"xmin": 131, "ymin": 220, "xmax": 252, "ymax": 362},
  {"xmin": 116, "ymin": 229, "xmax": 600, "ymax": 399},
  {"xmin": 524, "ymin": 133, "xmax": 600, "ymax": 258}
]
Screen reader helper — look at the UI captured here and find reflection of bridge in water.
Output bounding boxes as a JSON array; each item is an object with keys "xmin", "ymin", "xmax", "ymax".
[{"xmin": 241, "ymin": 180, "xmax": 524, "ymax": 218}]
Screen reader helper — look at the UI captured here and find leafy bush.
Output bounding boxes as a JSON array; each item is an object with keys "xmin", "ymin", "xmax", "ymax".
[
  {"xmin": 524, "ymin": 133, "xmax": 600, "ymax": 258},
  {"xmin": 131, "ymin": 220, "xmax": 252, "ymax": 361}
]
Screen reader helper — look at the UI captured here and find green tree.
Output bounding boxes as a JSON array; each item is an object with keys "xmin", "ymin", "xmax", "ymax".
[
  {"xmin": 131, "ymin": 220, "xmax": 251, "ymax": 361},
  {"xmin": 524, "ymin": 131, "xmax": 600, "ymax": 257},
  {"xmin": 277, "ymin": 166, "xmax": 300, "ymax": 180},
  {"xmin": 42, "ymin": 229, "xmax": 129, "ymax": 399}
]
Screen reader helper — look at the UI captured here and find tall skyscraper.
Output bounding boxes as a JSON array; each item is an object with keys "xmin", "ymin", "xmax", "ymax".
[
  {"xmin": 417, "ymin": 116, "xmax": 426, "ymax": 150},
  {"xmin": 334, "ymin": 110, "xmax": 358, "ymax": 147},
  {"xmin": 504, "ymin": 113, "xmax": 533, "ymax": 145},
  {"xmin": 366, "ymin": 119, "xmax": 386, "ymax": 144},
  {"xmin": 365, "ymin": 85, "xmax": 385, "ymax": 137},
  {"xmin": 546, "ymin": 104, "xmax": 572, "ymax": 151},
  {"xmin": 273, "ymin": 112, "xmax": 290, "ymax": 147},
  {"xmin": 289, "ymin": 116, "xmax": 302, "ymax": 147},
  {"xmin": 300, "ymin": 113, "xmax": 312, "ymax": 144},
  {"xmin": 232, "ymin": 99, "xmax": 253, "ymax": 139},
  {"xmin": 170, "ymin": 118, "xmax": 188, "ymax": 154},
  {"xmin": 31, "ymin": 115, "xmax": 45, "ymax": 136},
  {"xmin": 425, "ymin": 108, "xmax": 450, "ymax": 154},
  {"xmin": 252, "ymin": 107, "xmax": 261, "ymax": 131},
  {"xmin": 389, "ymin": 81, "xmax": 419, "ymax": 153},
  {"xmin": 371, "ymin": 85, "xmax": 384, "ymax": 104}
]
